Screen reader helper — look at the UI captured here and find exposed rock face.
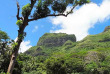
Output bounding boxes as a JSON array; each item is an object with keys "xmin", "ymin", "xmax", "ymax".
[
  {"xmin": 84, "ymin": 51, "xmax": 104, "ymax": 63},
  {"xmin": 103, "ymin": 26, "xmax": 110, "ymax": 32},
  {"xmin": 37, "ymin": 33, "xmax": 76, "ymax": 47}
]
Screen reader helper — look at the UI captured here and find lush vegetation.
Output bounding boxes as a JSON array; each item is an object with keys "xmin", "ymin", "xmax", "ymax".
[
  {"xmin": 1, "ymin": 26, "xmax": 110, "ymax": 74},
  {"xmin": 23, "ymin": 26, "xmax": 110, "ymax": 74},
  {"xmin": 0, "ymin": 30, "xmax": 23, "ymax": 74}
]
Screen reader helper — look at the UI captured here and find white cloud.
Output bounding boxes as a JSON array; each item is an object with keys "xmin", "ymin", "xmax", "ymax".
[
  {"xmin": 32, "ymin": 26, "xmax": 38, "ymax": 32},
  {"xmin": 50, "ymin": 0, "xmax": 110, "ymax": 41},
  {"xmin": 19, "ymin": 40, "xmax": 32, "ymax": 53},
  {"xmin": 15, "ymin": 38, "xmax": 32, "ymax": 53}
]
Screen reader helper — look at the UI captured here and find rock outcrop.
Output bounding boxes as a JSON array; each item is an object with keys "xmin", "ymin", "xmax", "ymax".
[
  {"xmin": 103, "ymin": 26, "xmax": 110, "ymax": 32},
  {"xmin": 37, "ymin": 33, "xmax": 76, "ymax": 47}
]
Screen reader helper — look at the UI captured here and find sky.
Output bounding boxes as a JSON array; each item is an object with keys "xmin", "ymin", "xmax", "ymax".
[{"xmin": 0, "ymin": 0, "xmax": 110, "ymax": 53}]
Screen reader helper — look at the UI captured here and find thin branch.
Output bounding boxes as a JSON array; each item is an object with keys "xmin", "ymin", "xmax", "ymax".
[
  {"xmin": 28, "ymin": 17, "xmax": 42, "ymax": 22},
  {"xmin": 16, "ymin": 2, "xmax": 20, "ymax": 20},
  {"xmin": 66, "ymin": 3, "xmax": 78, "ymax": 16},
  {"xmin": 16, "ymin": 1, "xmax": 23, "ymax": 20},
  {"xmin": 47, "ymin": 13, "xmax": 67, "ymax": 17}
]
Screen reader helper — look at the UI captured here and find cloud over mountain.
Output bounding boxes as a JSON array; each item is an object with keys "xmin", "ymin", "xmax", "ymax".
[{"xmin": 50, "ymin": 0, "xmax": 110, "ymax": 41}]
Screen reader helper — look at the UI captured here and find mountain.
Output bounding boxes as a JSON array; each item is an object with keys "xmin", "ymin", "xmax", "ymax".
[
  {"xmin": 25, "ymin": 26, "xmax": 110, "ymax": 56},
  {"xmin": 37, "ymin": 33, "xmax": 76, "ymax": 46},
  {"xmin": 25, "ymin": 33, "xmax": 76, "ymax": 56},
  {"xmin": 23, "ymin": 26, "xmax": 110, "ymax": 74}
]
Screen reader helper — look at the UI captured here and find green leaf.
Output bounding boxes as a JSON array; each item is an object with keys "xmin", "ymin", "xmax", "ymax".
[{"xmin": 16, "ymin": 20, "xmax": 23, "ymax": 27}]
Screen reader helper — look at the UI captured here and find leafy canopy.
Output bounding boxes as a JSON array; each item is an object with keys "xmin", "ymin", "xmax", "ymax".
[
  {"xmin": 0, "ymin": 30, "xmax": 9, "ymax": 40},
  {"xmin": 21, "ymin": 0, "xmax": 90, "ymax": 20}
]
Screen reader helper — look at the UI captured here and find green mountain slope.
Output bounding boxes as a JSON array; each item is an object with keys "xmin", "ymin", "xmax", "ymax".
[
  {"xmin": 74, "ymin": 26, "xmax": 110, "ymax": 50},
  {"xmin": 23, "ymin": 26, "xmax": 110, "ymax": 74},
  {"xmin": 25, "ymin": 26, "xmax": 110, "ymax": 56},
  {"xmin": 25, "ymin": 33, "xmax": 76, "ymax": 56}
]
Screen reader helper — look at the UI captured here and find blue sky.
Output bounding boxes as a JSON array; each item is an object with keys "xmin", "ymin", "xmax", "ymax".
[{"xmin": 0, "ymin": 0, "xmax": 110, "ymax": 52}]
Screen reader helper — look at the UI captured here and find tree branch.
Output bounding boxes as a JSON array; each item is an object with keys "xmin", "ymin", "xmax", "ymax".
[
  {"xmin": 28, "ymin": 3, "xmax": 78, "ymax": 22},
  {"xmin": 66, "ymin": 3, "xmax": 78, "ymax": 16},
  {"xmin": 28, "ymin": 13, "xmax": 66, "ymax": 22},
  {"xmin": 16, "ymin": 2, "xmax": 23, "ymax": 20},
  {"xmin": 30, "ymin": 0, "xmax": 36, "ymax": 9},
  {"xmin": 23, "ymin": 0, "xmax": 36, "ymax": 19},
  {"xmin": 22, "ymin": 0, "xmax": 36, "ymax": 25}
]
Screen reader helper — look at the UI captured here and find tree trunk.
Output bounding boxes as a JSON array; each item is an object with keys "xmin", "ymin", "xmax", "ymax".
[
  {"xmin": 7, "ymin": 48, "xmax": 19, "ymax": 74},
  {"xmin": 7, "ymin": 23, "xmax": 26, "ymax": 74}
]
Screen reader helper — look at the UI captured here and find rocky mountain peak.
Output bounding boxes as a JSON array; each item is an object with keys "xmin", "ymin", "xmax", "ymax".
[{"xmin": 37, "ymin": 33, "xmax": 76, "ymax": 47}]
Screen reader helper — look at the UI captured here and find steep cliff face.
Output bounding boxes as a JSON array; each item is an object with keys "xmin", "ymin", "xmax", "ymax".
[{"xmin": 37, "ymin": 33, "xmax": 76, "ymax": 47}]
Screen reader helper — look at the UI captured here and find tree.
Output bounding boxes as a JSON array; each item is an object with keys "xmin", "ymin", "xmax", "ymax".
[
  {"xmin": 0, "ymin": 30, "xmax": 11, "ymax": 73},
  {"xmin": 0, "ymin": 30, "xmax": 10, "ymax": 58},
  {"xmin": 7, "ymin": 0, "xmax": 90, "ymax": 74}
]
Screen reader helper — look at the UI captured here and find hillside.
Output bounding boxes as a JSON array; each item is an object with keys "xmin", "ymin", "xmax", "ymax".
[
  {"xmin": 25, "ymin": 33, "xmax": 76, "ymax": 56},
  {"xmin": 25, "ymin": 26, "xmax": 110, "ymax": 57},
  {"xmin": 73, "ymin": 26, "xmax": 110, "ymax": 50},
  {"xmin": 23, "ymin": 26, "xmax": 110, "ymax": 74}
]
